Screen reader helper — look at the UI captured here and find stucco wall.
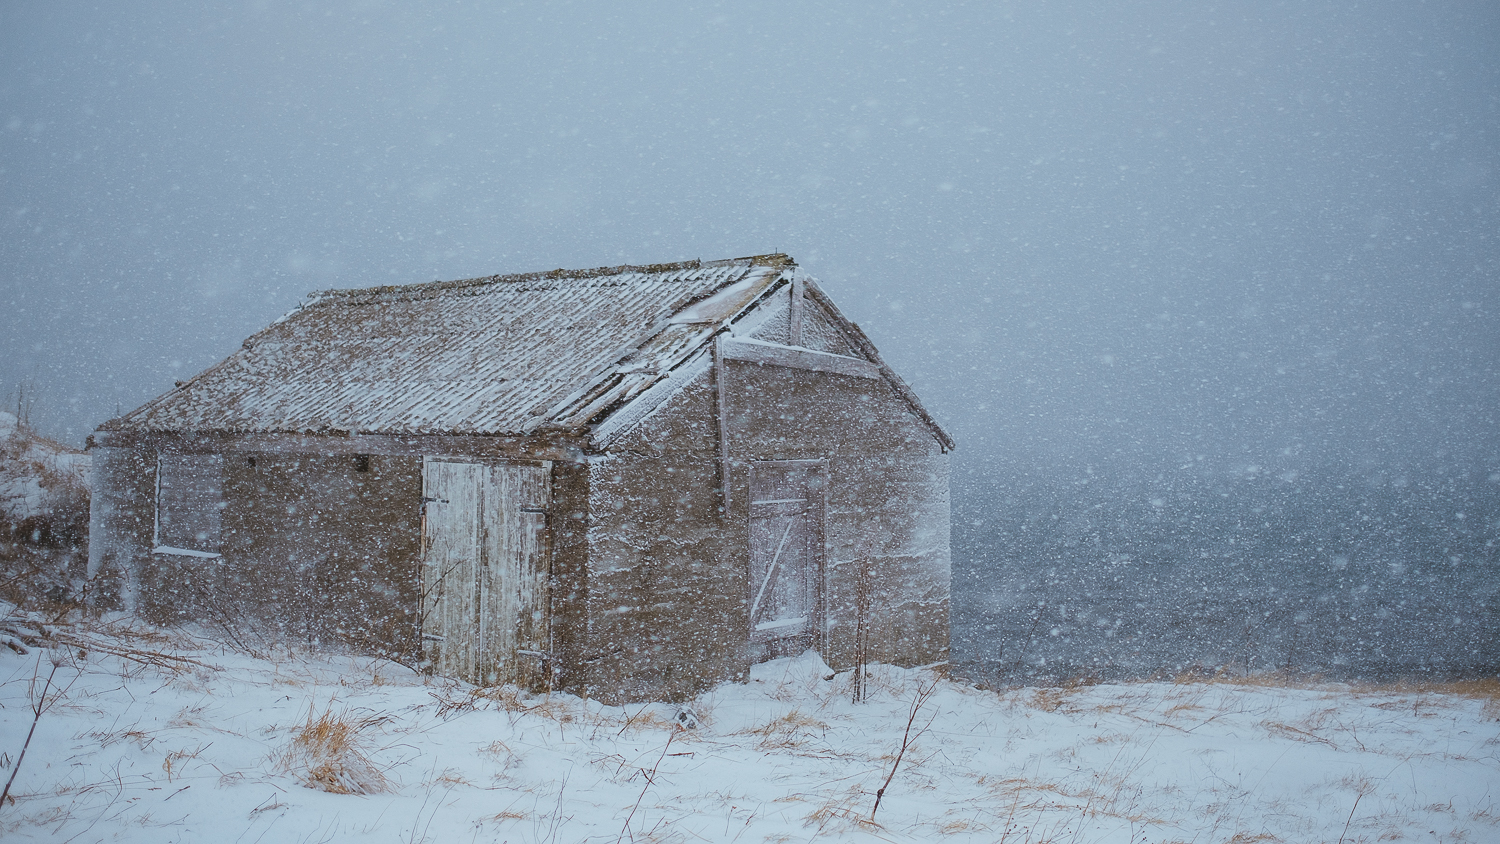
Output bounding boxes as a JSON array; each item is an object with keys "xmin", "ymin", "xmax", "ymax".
[
  {"xmin": 583, "ymin": 376, "xmax": 738, "ymax": 703},
  {"xmin": 580, "ymin": 357, "xmax": 950, "ymax": 704},
  {"xmin": 723, "ymin": 361, "xmax": 950, "ymax": 671},
  {"xmin": 131, "ymin": 450, "xmax": 423, "ymax": 662}
]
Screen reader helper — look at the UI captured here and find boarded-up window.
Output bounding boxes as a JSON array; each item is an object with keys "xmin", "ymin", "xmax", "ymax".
[
  {"xmin": 155, "ymin": 453, "xmax": 224, "ymax": 556},
  {"xmin": 421, "ymin": 459, "xmax": 551, "ymax": 688},
  {"xmin": 748, "ymin": 459, "xmax": 826, "ymax": 660}
]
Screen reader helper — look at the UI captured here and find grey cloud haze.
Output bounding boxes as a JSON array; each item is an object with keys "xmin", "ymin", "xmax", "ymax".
[{"xmin": 3, "ymin": 1, "xmax": 1496, "ymax": 480}]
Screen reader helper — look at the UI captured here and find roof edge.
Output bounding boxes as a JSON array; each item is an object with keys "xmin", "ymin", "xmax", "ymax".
[{"xmin": 801, "ymin": 278, "xmax": 957, "ymax": 453}]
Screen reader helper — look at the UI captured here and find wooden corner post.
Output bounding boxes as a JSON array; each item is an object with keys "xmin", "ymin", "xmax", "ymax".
[{"xmin": 714, "ymin": 333, "xmax": 731, "ymax": 512}]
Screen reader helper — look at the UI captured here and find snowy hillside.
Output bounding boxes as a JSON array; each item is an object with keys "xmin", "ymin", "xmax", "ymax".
[
  {"xmin": 0, "ymin": 411, "xmax": 89, "ymax": 606},
  {"xmin": 0, "ymin": 410, "xmax": 88, "ymax": 524},
  {"xmin": 1, "ymin": 616, "xmax": 1496, "ymax": 843}
]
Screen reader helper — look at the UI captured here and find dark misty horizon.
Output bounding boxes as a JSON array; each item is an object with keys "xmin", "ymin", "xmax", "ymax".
[{"xmin": 3, "ymin": 2, "xmax": 1497, "ymax": 486}]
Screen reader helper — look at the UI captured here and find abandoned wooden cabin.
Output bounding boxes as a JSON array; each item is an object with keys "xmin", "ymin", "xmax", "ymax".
[{"xmin": 87, "ymin": 254, "xmax": 954, "ymax": 703}]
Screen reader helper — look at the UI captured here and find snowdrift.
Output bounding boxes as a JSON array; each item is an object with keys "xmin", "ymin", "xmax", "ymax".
[{"xmin": 1, "ymin": 614, "xmax": 1496, "ymax": 843}]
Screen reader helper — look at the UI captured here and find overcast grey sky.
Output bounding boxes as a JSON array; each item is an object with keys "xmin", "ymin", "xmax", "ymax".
[{"xmin": 3, "ymin": 1, "xmax": 1496, "ymax": 479}]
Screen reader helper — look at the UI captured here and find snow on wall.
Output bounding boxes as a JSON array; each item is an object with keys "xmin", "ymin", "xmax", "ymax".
[
  {"xmin": 797, "ymin": 297, "xmax": 860, "ymax": 357},
  {"xmin": 582, "ymin": 371, "xmax": 736, "ymax": 703}
]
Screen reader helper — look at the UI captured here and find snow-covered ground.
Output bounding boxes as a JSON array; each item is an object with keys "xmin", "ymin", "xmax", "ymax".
[{"xmin": 1, "ymin": 614, "xmax": 1496, "ymax": 843}]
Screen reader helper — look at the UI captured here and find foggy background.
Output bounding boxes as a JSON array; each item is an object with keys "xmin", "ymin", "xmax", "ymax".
[{"xmin": 4, "ymin": 3, "xmax": 1497, "ymax": 675}]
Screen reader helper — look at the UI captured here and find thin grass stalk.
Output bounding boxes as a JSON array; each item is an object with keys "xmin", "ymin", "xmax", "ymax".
[
  {"xmin": 870, "ymin": 676, "xmax": 938, "ymax": 820},
  {"xmin": 1339, "ymin": 783, "xmax": 1370, "ymax": 843},
  {"xmin": 617, "ymin": 725, "xmax": 680, "ymax": 843},
  {"xmin": 0, "ymin": 655, "xmax": 60, "ymax": 808}
]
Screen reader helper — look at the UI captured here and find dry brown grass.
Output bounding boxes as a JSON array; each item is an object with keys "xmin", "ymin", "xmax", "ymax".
[
  {"xmin": 430, "ymin": 682, "xmax": 599, "ymax": 731},
  {"xmin": 479, "ymin": 739, "xmax": 513, "ymax": 758},
  {"xmin": 430, "ymin": 768, "xmax": 474, "ymax": 788},
  {"xmin": 613, "ymin": 706, "xmax": 683, "ymax": 736},
  {"xmin": 479, "ymin": 810, "xmax": 529, "ymax": 824},
  {"xmin": 1384, "ymin": 678, "xmax": 1500, "ymax": 719},
  {"xmin": 1172, "ymin": 671, "xmax": 1500, "ymax": 703},
  {"xmin": 743, "ymin": 709, "xmax": 830, "ymax": 751},
  {"xmin": 978, "ymin": 771, "xmax": 1169, "ymax": 836},
  {"xmin": 1262, "ymin": 720, "xmax": 1339, "ymax": 749},
  {"xmin": 276, "ymin": 703, "xmax": 390, "ymax": 794},
  {"xmin": 160, "ymin": 745, "xmax": 210, "ymax": 782},
  {"xmin": 82, "ymin": 724, "xmax": 157, "ymax": 751},
  {"xmin": 933, "ymin": 817, "xmax": 991, "ymax": 835},
  {"xmin": 1168, "ymin": 667, "xmax": 1318, "ymax": 688},
  {"xmin": 1028, "ymin": 686, "xmax": 1081, "ymax": 713},
  {"xmin": 429, "ymin": 682, "xmax": 519, "ymax": 717},
  {"xmin": 803, "ymin": 785, "xmax": 883, "ymax": 835}
]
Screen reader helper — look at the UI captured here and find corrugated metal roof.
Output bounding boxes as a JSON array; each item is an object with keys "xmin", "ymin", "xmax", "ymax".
[{"xmin": 107, "ymin": 256, "xmax": 791, "ymax": 437}]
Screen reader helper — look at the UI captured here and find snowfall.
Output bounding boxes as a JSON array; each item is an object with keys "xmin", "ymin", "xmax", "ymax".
[{"xmin": 0, "ymin": 611, "xmax": 1496, "ymax": 844}]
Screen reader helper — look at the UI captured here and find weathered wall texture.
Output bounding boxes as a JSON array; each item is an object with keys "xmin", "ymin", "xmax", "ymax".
[
  {"xmin": 583, "ymin": 375, "xmax": 738, "ymax": 703},
  {"xmin": 546, "ymin": 461, "xmax": 591, "ymax": 691},
  {"xmin": 130, "ymin": 449, "xmax": 423, "ymax": 661},
  {"xmin": 575, "ymin": 330, "xmax": 951, "ymax": 703},
  {"xmin": 723, "ymin": 359, "xmax": 950, "ymax": 673}
]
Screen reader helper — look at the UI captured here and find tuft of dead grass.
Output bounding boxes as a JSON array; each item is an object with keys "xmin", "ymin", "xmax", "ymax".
[
  {"xmin": 479, "ymin": 810, "xmax": 529, "ymax": 824},
  {"xmin": 479, "ymin": 739, "xmax": 513, "ymax": 759},
  {"xmin": 430, "ymin": 682, "xmax": 598, "ymax": 730},
  {"xmin": 429, "ymin": 768, "xmax": 473, "ymax": 788},
  {"xmin": 1028, "ymin": 686, "xmax": 1080, "ymax": 713},
  {"xmin": 161, "ymin": 745, "xmax": 210, "ymax": 782},
  {"xmin": 276, "ymin": 703, "xmax": 390, "ymax": 794},
  {"xmin": 1262, "ymin": 720, "xmax": 1339, "ymax": 750},
  {"xmin": 743, "ymin": 709, "xmax": 830, "ymax": 751},
  {"xmin": 804, "ymin": 785, "xmax": 883, "ymax": 834},
  {"xmin": 613, "ymin": 706, "xmax": 683, "ymax": 736}
]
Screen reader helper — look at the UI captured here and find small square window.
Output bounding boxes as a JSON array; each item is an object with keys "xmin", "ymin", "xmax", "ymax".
[{"xmin": 155, "ymin": 453, "xmax": 224, "ymax": 557}]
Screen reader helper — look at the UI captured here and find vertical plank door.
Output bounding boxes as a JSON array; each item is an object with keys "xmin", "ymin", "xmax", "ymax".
[
  {"xmin": 748, "ymin": 459, "xmax": 827, "ymax": 661},
  {"xmin": 421, "ymin": 460, "xmax": 484, "ymax": 682},
  {"xmin": 422, "ymin": 459, "xmax": 552, "ymax": 687},
  {"xmin": 479, "ymin": 463, "xmax": 552, "ymax": 688}
]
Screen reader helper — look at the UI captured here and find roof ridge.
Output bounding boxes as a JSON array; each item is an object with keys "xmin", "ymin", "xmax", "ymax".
[{"xmin": 306, "ymin": 253, "xmax": 794, "ymax": 306}]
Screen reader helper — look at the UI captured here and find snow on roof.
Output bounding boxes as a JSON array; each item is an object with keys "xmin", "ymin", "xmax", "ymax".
[
  {"xmin": 105, "ymin": 256, "xmax": 792, "ymax": 438},
  {"xmin": 102, "ymin": 253, "xmax": 953, "ymax": 450}
]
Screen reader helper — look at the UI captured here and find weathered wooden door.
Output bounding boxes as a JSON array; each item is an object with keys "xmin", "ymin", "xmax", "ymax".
[
  {"xmin": 748, "ymin": 459, "xmax": 826, "ymax": 660},
  {"xmin": 421, "ymin": 459, "xmax": 551, "ymax": 687}
]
